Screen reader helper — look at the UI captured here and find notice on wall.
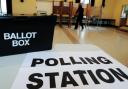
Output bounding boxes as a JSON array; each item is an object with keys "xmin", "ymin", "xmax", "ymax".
[{"xmin": 11, "ymin": 51, "xmax": 128, "ymax": 89}]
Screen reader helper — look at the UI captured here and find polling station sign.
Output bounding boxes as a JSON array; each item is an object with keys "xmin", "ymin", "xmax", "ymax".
[
  {"xmin": 0, "ymin": 16, "xmax": 56, "ymax": 56},
  {"xmin": 11, "ymin": 51, "xmax": 128, "ymax": 89}
]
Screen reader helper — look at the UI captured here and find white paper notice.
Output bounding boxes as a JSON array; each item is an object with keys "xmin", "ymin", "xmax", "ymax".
[{"xmin": 11, "ymin": 51, "xmax": 128, "ymax": 89}]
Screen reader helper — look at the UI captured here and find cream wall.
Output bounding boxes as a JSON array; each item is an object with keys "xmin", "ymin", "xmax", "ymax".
[
  {"xmin": 12, "ymin": 0, "xmax": 37, "ymax": 15},
  {"xmin": 93, "ymin": 0, "xmax": 116, "ymax": 19},
  {"xmin": 101, "ymin": 0, "xmax": 115, "ymax": 19},
  {"xmin": 68, "ymin": 0, "xmax": 116, "ymax": 19},
  {"xmin": 37, "ymin": 1, "xmax": 52, "ymax": 15},
  {"xmin": 127, "ymin": 18, "xmax": 128, "ymax": 26},
  {"xmin": 113, "ymin": 0, "xmax": 128, "ymax": 26},
  {"xmin": 91, "ymin": 0, "xmax": 128, "ymax": 26},
  {"xmin": 12, "ymin": 0, "xmax": 115, "ymax": 18},
  {"xmin": 95, "ymin": 0, "xmax": 102, "ymax": 7},
  {"xmin": 12, "ymin": 0, "xmax": 128, "ymax": 26}
]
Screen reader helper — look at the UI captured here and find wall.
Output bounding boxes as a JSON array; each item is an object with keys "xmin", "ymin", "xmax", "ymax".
[
  {"xmin": 12, "ymin": 0, "xmax": 128, "ymax": 26},
  {"xmin": 36, "ymin": 0, "xmax": 69, "ymax": 15},
  {"xmin": 93, "ymin": 0, "xmax": 116, "ymax": 19},
  {"xmin": 67, "ymin": 0, "xmax": 116, "ymax": 19},
  {"xmin": 126, "ymin": 18, "xmax": 128, "ymax": 26},
  {"xmin": 37, "ymin": 1, "xmax": 52, "ymax": 15},
  {"xmin": 88, "ymin": 0, "xmax": 128, "ymax": 26},
  {"xmin": 12, "ymin": 0, "xmax": 37, "ymax": 15},
  {"xmin": 36, "ymin": 0, "xmax": 128, "ymax": 26},
  {"xmin": 113, "ymin": 0, "xmax": 128, "ymax": 26},
  {"xmin": 101, "ymin": 0, "xmax": 115, "ymax": 19},
  {"xmin": 95, "ymin": 0, "xmax": 102, "ymax": 7}
]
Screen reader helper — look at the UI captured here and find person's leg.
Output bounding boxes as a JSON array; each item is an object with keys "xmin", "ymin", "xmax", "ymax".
[
  {"xmin": 74, "ymin": 17, "xmax": 79, "ymax": 29},
  {"xmin": 79, "ymin": 18, "xmax": 84, "ymax": 29}
]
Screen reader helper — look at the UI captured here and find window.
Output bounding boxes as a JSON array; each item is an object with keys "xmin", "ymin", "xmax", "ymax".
[
  {"xmin": 124, "ymin": 5, "xmax": 128, "ymax": 16},
  {"xmin": 0, "ymin": 0, "xmax": 7, "ymax": 15},
  {"xmin": 121, "ymin": 5, "xmax": 128, "ymax": 18}
]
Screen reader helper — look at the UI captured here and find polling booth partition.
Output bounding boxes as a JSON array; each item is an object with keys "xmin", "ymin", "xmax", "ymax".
[{"xmin": 0, "ymin": 15, "xmax": 57, "ymax": 56}]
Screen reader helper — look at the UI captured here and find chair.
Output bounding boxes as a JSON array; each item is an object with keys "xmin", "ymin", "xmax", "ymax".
[
  {"xmin": 83, "ymin": 4, "xmax": 92, "ymax": 29},
  {"xmin": 91, "ymin": 6, "xmax": 102, "ymax": 27}
]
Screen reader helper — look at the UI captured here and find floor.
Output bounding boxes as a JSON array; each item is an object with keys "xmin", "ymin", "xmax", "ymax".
[{"xmin": 53, "ymin": 25, "xmax": 128, "ymax": 67}]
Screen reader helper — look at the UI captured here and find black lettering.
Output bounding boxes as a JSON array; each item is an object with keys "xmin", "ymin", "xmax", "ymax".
[
  {"xmin": 109, "ymin": 68, "xmax": 128, "ymax": 81},
  {"xmin": 85, "ymin": 57, "xmax": 100, "ymax": 64},
  {"xmin": 45, "ymin": 58, "xmax": 58, "ymax": 66},
  {"xmin": 87, "ymin": 70, "xmax": 100, "ymax": 84},
  {"xmin": 27, "ymin": 73, "xmax": 43, "ymax": 89},
  {"xmin": 96, "ymin": 69, "xmax": 115, "ymax": 83},
  {"xmin": 59, "ymin": 58, "xmax": 71, "ymax": 65},
  {"xmin": 61, "ymin": 72, "xmax": 79, "ymax": 87},
  {"xmin": 74, "ymin": 70, "xmax": 88, "ymax": 85},
  {"xmin": 79, "ymin": 57, "xmax": 88, "ymax": 64},
  {"xmin": 45, "ymin": 72, "xmax": 59, "ymax": 88},
  {"xmin": 70, "ymin": 57, "xmax": 82, "ymax": 65},
  {"xmin": 97, "ymin": 56, "xmax": 113, "ymax": 64},
  {"xmin": 31, "ymin": 58, "xmax": 44, "ymax": 67}
]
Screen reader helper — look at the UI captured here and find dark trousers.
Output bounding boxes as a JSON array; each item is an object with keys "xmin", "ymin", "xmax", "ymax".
[{"xmin": 75, "ymin": 16, "xmax": 83, "ymax": 29}]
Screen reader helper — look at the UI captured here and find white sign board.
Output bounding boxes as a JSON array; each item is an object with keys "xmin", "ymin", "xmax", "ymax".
[{"xmin": 11, "ymin": 51, "xmax": 128, "ymax": 89}]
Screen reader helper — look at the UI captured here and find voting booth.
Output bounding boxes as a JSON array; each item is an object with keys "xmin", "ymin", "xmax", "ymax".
[{"xmin": 0, "ymin": 16, "xmax": 57, "ymax": 56}]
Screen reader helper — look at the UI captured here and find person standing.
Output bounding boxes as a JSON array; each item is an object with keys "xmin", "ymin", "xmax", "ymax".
[{"xmin": 74, "ymin": 3, "xmax": 84, "ymax": 30}]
